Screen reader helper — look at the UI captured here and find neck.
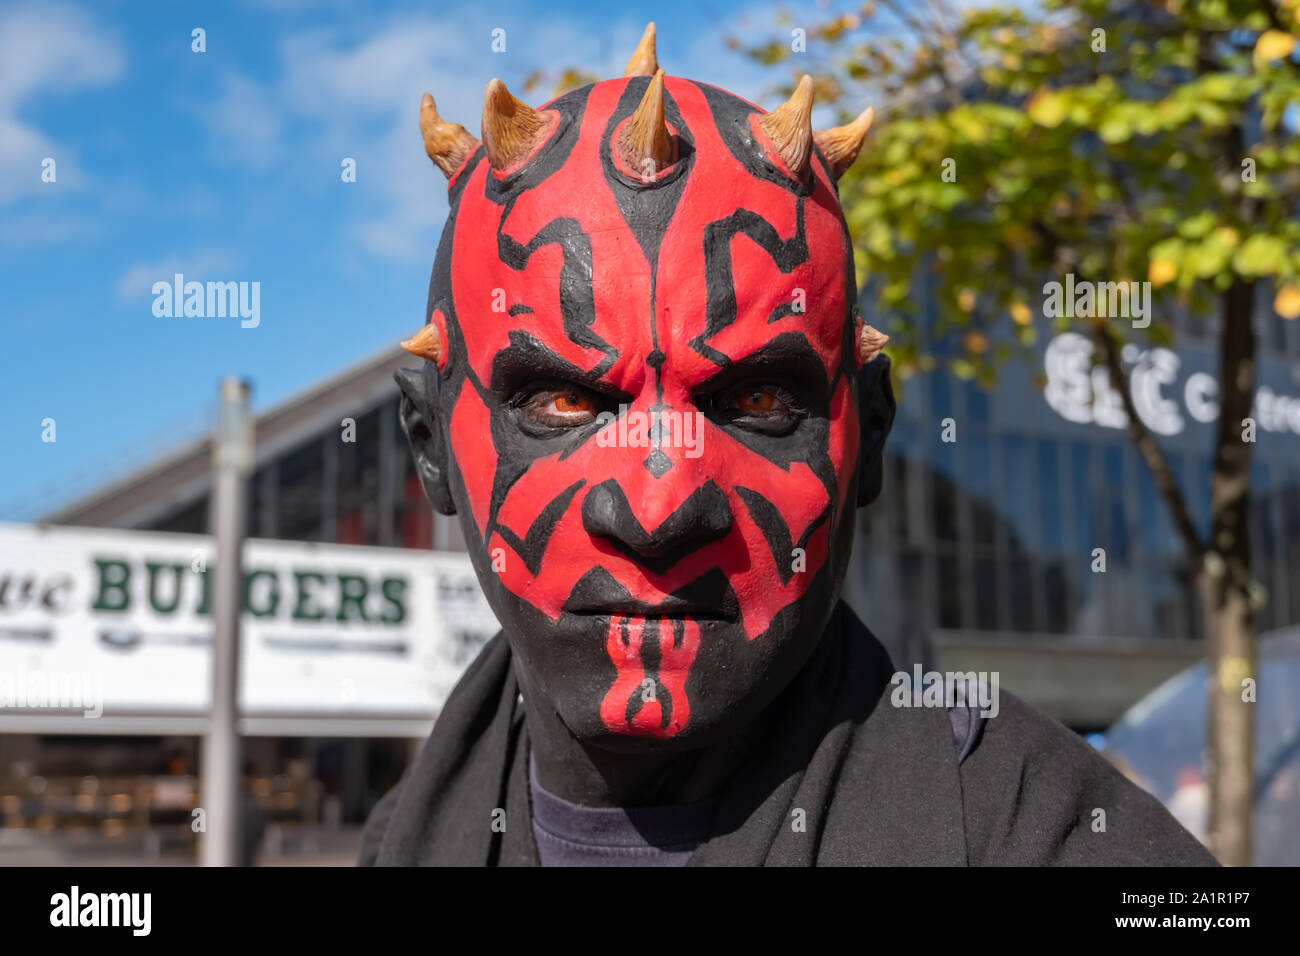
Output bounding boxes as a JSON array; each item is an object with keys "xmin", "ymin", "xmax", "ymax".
[{"xmin": 515, "ymin": 663, "xmax": 764, "ymax": 808}]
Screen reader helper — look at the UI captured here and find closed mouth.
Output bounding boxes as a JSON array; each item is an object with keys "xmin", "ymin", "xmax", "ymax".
[
  {"xmin": 564, "ymin": 600, "xmax": 735, "ymax": 622},
  {"xmin": 562, "ymin": 567, "xmax": 741, "ymax": 623}
]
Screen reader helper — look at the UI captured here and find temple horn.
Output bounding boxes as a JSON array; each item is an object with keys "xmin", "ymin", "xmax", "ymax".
[
  {"xmin": 813, "ymin": 106, "xmax": 875, "ymax": 180},
  {"xmin": 623, "ymin": 22, "xmax": 659, "ymax": 77},
  {"xmin": 419, "ymin": 93, "xmax": 479, "ymax": 179},
  {"xmin": 857, "ymin": 324, "xmax": 890, "ymax": 365},
  {"xmin": 400, "ymin": 324, "xmax": 443, "ymax": 366},
  {"xmin": 759, "ymin": 74, "xmax": 814, "ymax": 178},
  {"xmin": 482, "ymin": 78, "xmax": 554, "ymax": 172},
  {"xmin": 618, "ymin": 69, "xmax": 673, "ymax": 177}
]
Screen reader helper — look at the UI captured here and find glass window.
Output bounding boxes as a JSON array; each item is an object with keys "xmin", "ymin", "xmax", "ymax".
[
  {"xmin": 974, "ymin": 552, "xmax": 998, "ymax": 630},
  {"xmin": 1006, "ymin": 556, "xmax": 1034, "ymax": 632},
  {"xmin": 1001, "ymin": 435, "xmax": 1034, "ymax": 552},
  {"xmin": 888, "ymin": 453, "xmax": 909, "ymax": 542},
  {"xmin": 400, "ymin": 461, "xmax": 432, "ymax": 550},
  {"xmin": 338, "ymin": 406, "xmax": 382, "ymax": 545},
  {"xmin": 937, "ymin": 551, "xmax": 962, "ymax": 629},
  {"xmin": 1189, "ymin": 454, "xmax": 1211, "ymax": 543},
  {"xmin": 967, "ymin": 434, "xmax": 995, "ymax": 546},
  {"xmin": 278, "ymin": 438, "xmax": 325, "ymax": 542},
  {"xmin": 1069, "ymin": 441, "xmax": 1094, "ymax": 563},
  {"xmin": 1036, "ymin": 439, "xmax": 1062, "ymax": 553},
  {"xmin": 931, "ymin": 469, "xmax": 960, "ymax": 544},
  {"xmin": 966, "ymin": 380, "xmax": 989, "ymax": 424},
  {"xmin": 1103, "ymin": 444, "xmax": 1129, "ymax": 564},
  {"xmin": 149, "ymin": 496, "xmax": 209, "ymax": 535},
  {"xmin": 1135, "ymin": 447, "xmax": 1161, "ymax": 557},
  {"xmin": 1042, "ymin": 558, "xmax": 1068, "ymax": 632},
  {"xmin": 930, "ymin": 373, "xmax": 953, "ymax": 420}
]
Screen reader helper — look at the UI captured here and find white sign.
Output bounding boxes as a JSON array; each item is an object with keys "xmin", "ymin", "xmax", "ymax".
[
  {"xmin": 0, "ymin": 523, "xmax": 500, "ymax": 719},
  {"xmin": 1043, "ymin": 332, "xmax": 1300, "ymax": 437}
]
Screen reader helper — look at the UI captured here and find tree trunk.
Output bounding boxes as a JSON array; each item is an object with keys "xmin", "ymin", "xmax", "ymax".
[{"xmin": 1203, "ymin": 278, "xmax": 1257, "ymax": 867}]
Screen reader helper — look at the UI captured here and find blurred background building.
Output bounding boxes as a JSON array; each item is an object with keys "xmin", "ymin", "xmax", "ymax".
[{"xmin": 850, "ymin": 286, "xmax": 1300, "ymax": 728}]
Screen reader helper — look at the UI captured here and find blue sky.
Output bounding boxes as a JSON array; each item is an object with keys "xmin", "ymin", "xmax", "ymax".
[{"xmin": 1, "ymin": 0, "xmax": 851, "ymax": 519}]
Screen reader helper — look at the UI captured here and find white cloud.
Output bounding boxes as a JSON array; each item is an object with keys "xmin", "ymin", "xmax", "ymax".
[
  {"xmin": 0, "ymin": 210, "xmax": 98, "ymax": 245},
  {"xmin": 206, "ymin": 72, "xmax": 284, "ymax": 169},
  {"xmin": 115, "ymin": 249, "xmax": 239, "ymax": 302},
  {"xmin": 0, "ymin": 2, "xmax": 124, "ymax": 203}
]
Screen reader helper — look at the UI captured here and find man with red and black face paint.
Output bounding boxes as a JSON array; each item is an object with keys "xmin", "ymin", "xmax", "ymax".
[{"xmin": 360, "ymin": 25, "xmax": 1216, "ymax": 867}]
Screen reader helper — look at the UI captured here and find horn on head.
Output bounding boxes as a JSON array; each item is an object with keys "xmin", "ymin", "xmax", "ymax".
[
  {"xmin": 813, "ymin": 106, "xmax": 875, "ymax": 179},
  {"xmin": 400, "ymin": 323, "xmax": 443, "ymax": 365},
  {"xmin": 419, "ymin": 92, "xmax": 479, "ymax": 179},
  {"xmin": 759, "ymin": 74, "xmax": 815, "ymax": 178},
  {"xmin": 857, "ymin": 323, "xmax": 890, "ymax": 365},
  {"xmin": 482, "ymin": 78, "xmax": 554, "ymax": 172},
  {"xmin": 617, "ymin": 69, "xmax": 673, "ymax": 177},
  {"xmin": 623, "ymin": 22, "xmax": 659, "ymax": 77}
]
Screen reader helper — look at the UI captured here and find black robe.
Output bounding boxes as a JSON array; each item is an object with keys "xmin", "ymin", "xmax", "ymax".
[{"xmin": 358, "ymin": 601, "xmax": 1217, "ymax": 866}]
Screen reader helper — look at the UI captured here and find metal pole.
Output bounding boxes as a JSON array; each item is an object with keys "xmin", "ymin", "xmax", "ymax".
[{"xmin": 201, "ymin": 378, "xmax": 253, "ymax": 866}]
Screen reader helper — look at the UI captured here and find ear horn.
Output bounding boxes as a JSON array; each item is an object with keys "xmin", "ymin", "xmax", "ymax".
[
  {"xmin": 813, "ymin": 106, "xmax": 875, "ymax": 180},
  {"xmin": 759, "ymin": 74, "xmax": 815, "ymax": 178},
  {"xmin": 419, "ymin": 93, "xmax": 479, "ymax": 179},
  {"xmin": 400, "ymin": 324, "xmax": 443, "ymax": 365},
  {"xmin": 623, "ymin": 22, "xmax": 659, "ymax": 77},
  {"xmin": 618, "ymin": 69, "xmax": 673, "ymax": 177},
  {"xmin": 857, "ymin": 324, "xmax": 890, "ymax": 365},
  {"xmin": 482, "ymin": 78, "xmax": 553, "ymax": 172}
]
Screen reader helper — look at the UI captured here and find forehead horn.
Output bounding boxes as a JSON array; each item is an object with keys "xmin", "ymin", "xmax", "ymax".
[{"xmin": 418, "ymin": 92, "xmax": 479, "ymax": 179}]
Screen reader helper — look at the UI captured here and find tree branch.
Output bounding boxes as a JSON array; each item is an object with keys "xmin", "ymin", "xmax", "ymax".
[{"xmin": 1093, "ymin": 323, "xmax": 1207, "ymax": 568}]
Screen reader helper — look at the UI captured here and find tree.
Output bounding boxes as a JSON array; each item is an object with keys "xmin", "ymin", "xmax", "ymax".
[{"xmin": 738, "ymin": 0, "xmax": 1300, "ymax": 865}]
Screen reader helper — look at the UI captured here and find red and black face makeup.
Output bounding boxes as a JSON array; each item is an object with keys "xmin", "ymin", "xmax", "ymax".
[{"xmin": 401, "ymin": 74, "xmax": 891, "ymax": 750}]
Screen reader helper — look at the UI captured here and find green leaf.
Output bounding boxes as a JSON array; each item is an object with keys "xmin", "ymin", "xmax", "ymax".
[{"xmin": 1234, "ymin": 235, "xmax": 1288, "ymax": 277}]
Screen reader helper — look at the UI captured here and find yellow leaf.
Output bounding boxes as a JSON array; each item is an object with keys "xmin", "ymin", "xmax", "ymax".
[
  {"xmin": 1276, "ymin": 284, "xmax": 1300, "ymax": 319},
  {"xmin": 1254, "ymin": 30, "xmax": 1297, "ymax": 69},
  {"xmin": 958, "ymin": 288, "xmax": 977, "ymax": 311},
  {"xmin": 1149, "ymin": 258, "xmax": 1178, "ymax": 287},
  {"xmin": 1027, "ymin": 90, "xmax": 1067, "ymax": 127},
  {"xmin": 1213, "ymin": 226, "xmax": 1241, "ymax": 247},
  {"xmin": 1010, "ymin": 302, "xmax": 1033, "ymax": 325}
]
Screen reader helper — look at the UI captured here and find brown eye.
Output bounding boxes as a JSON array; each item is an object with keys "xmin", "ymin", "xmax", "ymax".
[
  {"xmin": 518, "ymin": 386, "xmax": 601, "ymax": 429},
  {"xmin": 714, "ymin": 382, "xmax": 806, "ymax": 436},
  {"xmin": 554, "ymin": 391, "xmax": 593, "ymax": 413},
  {"xmin": 735, "ymin": 389, "xmax": 776, "ymax": 413}
]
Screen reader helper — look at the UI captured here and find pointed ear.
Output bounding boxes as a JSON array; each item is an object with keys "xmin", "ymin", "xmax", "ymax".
[
  {"xmin": 395, "ymin": 367, "xmax": 455, "ymax": 516},
  {"xmin": 856, "ymin": 354, "xmax": 896, "ymax": 507}
]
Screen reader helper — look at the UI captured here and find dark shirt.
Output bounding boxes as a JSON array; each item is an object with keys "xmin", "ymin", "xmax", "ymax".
[{"xmin": 528, "ymin": 754, "xmax": 720, "ymax": 867}]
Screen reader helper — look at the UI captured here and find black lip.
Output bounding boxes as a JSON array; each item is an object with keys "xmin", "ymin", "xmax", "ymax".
[
  {"xmin": 562, "ymin": 567, "xmax": 740, "ymax": 622},
  {"xmin": 565, "ymin": 601, "xmax": 733, "ymax": 621}
]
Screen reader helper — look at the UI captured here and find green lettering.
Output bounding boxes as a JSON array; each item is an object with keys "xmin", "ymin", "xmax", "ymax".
[
  {"xmin": 145, "ymin": 562, "xmax": 186, "ymax": 614},
  {"xmin": 293, "ymin": 571, "xmax": 327, "ymax": 621},
  {"xmin": 335, "ymin": 574, "xmax": 369, "ymax": 623},
  {"xmin": 196, "ymin": 567, "xmax": 212, "ymax": 616},
  {"xmin": 380, "ymin": 576, "xmax": 406, "ymax": 625},
  {"xmin": 91, "ymin": 558, "xmax": 130, "ymax": 612},
  {"xmin": 244, "ymin": 568, "xmax": 280, "ymax": 618}
]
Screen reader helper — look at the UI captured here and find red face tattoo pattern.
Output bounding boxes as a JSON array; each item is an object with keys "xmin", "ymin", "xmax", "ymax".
[{"xmin": 407, "ymin": 65, "xmax": 883, "ymax": 744}]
